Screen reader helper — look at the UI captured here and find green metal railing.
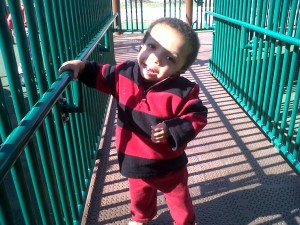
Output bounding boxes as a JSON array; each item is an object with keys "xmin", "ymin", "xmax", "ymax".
[
  {"xmin": 207, "ymin": 0, "xmax": 300, "ymax": 172},
  {"xmin": 0, "ymin": 0, "xmax": 116, "ymax": 224},
  {"xmin": 115, "ymin": 0, "xmax": 214, "ymax": 33},
  {"xmin": 1, "ymin": 0, "xmax": 299, "ymax": 224}
]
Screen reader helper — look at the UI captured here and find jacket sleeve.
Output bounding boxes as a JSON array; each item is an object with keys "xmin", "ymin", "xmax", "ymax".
[
  {"xmin": 164, "ymin": 84, "xmax": 208, "ymax": 151},
  {"xmin": 78, "ymin": 61, "xmax": 118, "ymax": 97}
]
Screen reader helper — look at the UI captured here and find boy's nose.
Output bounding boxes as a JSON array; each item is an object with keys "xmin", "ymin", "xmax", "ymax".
[{"xmin": 148, "ymin": 52, "xmax": 161, "ymax": 65}]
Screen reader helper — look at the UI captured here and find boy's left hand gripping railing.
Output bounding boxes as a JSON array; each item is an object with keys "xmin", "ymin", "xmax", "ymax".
[{"xmin": 0, "ymin": 13, "xmax": 117, "ymax": 182}]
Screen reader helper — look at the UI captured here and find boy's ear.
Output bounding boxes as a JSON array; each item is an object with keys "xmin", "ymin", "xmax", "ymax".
[
  {"xmin": 178, "ymin": 69, "xmax": 186, "ymax": 74},
  {"xmin": 172, "ymin": 70, "xmax": 186, "ymax": 77}
]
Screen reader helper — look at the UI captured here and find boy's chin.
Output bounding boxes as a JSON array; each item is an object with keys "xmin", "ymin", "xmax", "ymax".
[{"xmin": 141, "ymin": 74, "xmax": 159, "ymax": 82}]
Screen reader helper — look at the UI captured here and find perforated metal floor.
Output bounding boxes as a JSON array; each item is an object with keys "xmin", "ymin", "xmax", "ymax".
[{"xmin": 81, "ymin": 32, "xmax": 300, "ymax": 225}]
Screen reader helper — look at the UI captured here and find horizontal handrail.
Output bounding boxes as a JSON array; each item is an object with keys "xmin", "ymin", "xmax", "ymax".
[
  {"xmin": 207, "ymin": 5, "xmax": 300, "ymax": 174},
  {"xmin": 205, "ymin": 11, "xmax": 300, "ymax": 46},
  {"xmin": 0, "ymin": 13, "xmax": 117, "ymax": 183},
  {"xmin": 0, "ymin": 74, "xmax": 71, "ymax": 182}
]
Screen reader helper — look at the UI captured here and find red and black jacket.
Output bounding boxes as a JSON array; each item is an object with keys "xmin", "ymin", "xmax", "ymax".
[{"xmin": 79, "ymin": 60, "xmax": 207, "ymax": 178}]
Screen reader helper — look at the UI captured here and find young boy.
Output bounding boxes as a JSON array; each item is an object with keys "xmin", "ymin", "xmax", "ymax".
[{"xmin": 59, "ymin": 17, "xmax": 207, "ymax": 225}]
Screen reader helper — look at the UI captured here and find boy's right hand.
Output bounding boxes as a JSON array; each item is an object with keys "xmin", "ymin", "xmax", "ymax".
[{"xmin": 58, "ymin": 60, "xmax": 85, "ymax": 80}]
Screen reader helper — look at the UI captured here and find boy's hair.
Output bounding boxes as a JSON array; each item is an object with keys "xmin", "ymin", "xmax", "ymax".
[{"xmin": 141, "ymin": 17, "xmax": 200, "ymax": 72}]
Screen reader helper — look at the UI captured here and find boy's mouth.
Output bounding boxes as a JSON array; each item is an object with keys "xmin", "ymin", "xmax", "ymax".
[
  {"xmin": 146, "ymin": 68, "xmax": 157, "ymax": 76},
  {"xmin": 142, "ymin": 63, "xmax": 158, "ymax": 77}
]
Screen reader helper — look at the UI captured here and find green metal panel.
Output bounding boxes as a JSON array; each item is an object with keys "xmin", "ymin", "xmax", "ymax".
[
  {"xmin": 207, "ymin": 0, "xmax": 300, "ymax": 172},
  {"xmin": 119, "ymin": 0, "xmax": 214, "ymax": 33},
  {"xmin": 0, "ymin": 0, "xmax": 116, "ymax": 224}
]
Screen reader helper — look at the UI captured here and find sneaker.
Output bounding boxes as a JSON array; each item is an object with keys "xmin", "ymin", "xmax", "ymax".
[
  {"xmin": 18, "ymin": 64, "xmax": 25, "ymax": 86},
  {"xmin": 128, "ymin": 221, "xmax": 145, "ymax": 225},
  {"xmin": 19, "ymin": 73, "xmax": 25, "ymax": 86}
]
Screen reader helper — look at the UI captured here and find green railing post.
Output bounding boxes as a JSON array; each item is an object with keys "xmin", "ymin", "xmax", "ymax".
[
  {"xmin": 207, "ymin": 0, "xmax": 300, "ymax": 173},
  {"xmin": 1, "ymin": 1, "xmax": 117, "ymax": 222}
]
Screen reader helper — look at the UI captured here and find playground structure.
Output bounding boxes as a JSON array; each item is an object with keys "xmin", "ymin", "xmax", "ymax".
[{"xmin": 0, "ymin": 0, "xmax": 299, "ymax": 224}]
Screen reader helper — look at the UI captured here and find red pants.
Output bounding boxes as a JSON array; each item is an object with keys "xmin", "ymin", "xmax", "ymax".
[{"xmin": 128, "ymin": 167, "xmax": 196, "ymax": 225}]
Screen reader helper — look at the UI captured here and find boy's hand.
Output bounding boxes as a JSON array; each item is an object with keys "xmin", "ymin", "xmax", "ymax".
[
  {"xmin": 151, "ymin": 122, "xmax": 170, "ymax": 144},
  {"xmin": 58, "ymin": 60, "xmax": 85, "ymax": 80}
]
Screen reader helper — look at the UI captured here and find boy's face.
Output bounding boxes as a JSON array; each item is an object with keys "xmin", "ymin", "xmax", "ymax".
[{"xmin": 137, "ymin": 24, "xmax": 191, "ymax": 82}]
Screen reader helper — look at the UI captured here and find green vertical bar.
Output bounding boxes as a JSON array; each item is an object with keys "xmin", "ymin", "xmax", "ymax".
[
  {"xmin": 80, "ymin": 107, "xmax": 92, "ymax": 179},
  {"xmin": 89, "ymin": 91, "xmax": 98, "ymax": 159},
  {"xmin": 272, "ymin": 44, "xmax": 291, "ymax": 135},
  {"xmin": 238, "ymin": 26, "xmax": 247, "ymax": 101},
  {"xmin": 129, "ymin": 0, "xmax": 134, "ymax": 32},
  {"xmin": 179, "ymin": 0, "xmax": 182, "ymax": 21},
  {"xmin": 124, "ymin": 0, "xmax": 129, "ymax": 31},
  {"xmin": 0, "ymin": 2, "xmax": 38, "ymax": 224},
  {"xmin": 59, "ymin": 1, "xmax": 86, "ymax": 216},
  {"xmin": 79, "ymin": 88, "xmax": 93, "ymax": 179},
  {"xmin": 50, "ymin": 0, "xmax": 81, "ymax": 216},
  {"xmin": 45, "ymin": 111, "xmax": 75, "ymax": 223},
  {"xmin": 71, "ymin": 85, "xmax": 89, "ymax": 193},
  {"xmin": 3, "ymin": 3, "xmax": 30, "ymax": 111},
  {"xmin": 0, "ymin": 78, "xmax": 14, "ymax": 225},
  {"xmin": 75, "ymin": 0, "xmax": 84, "ymax": 51},
  {"xmin": 214, "ymin": 0, "xmax": 221, "ymax": 78},
  {"xmin": 225, "ymin": 0, "xmax": 232, "ymax": 90},
  {"xmin": 231, "ymin": 0, "xmax": 238, "ymax": 94},
  {"xmin": 140, "ymin": 0, "xmax": 144, "ymax": 32},
  {"xmin": 267, "ymin": 0, "xmax": 289, "ymax": 133},
  {"xmin": 12, "ymin": 0, "xmax": 68, "ymax": 224},
  {"xmin": 43, "ymin": 0, "xmax": 60, "ymax": 73},
  {"xmin": 89, "ymin": 90, "xmax": 97, "ymax": 160},
  {"xmin": 134, "ymin": 0, "xmax": 138, "ymax": 31},
  {"xmin": 63, "ymin": 98, "xmax": 83, "ymax": 219},
  {"xmin": 221, "ymin": 0, "xmax": 229, "ymax": 87},
  {"xmin": 231, "ymin": 0, "xmax": 241, "ymax": 97},
  {"xmin": 250, "ymin": 0, "xmax": 257, "ymax": 25},
  {"xmin": 50, "ymin": 0, "xmax": 65, "ymax": 63},
  {"xmin": 85, "ymin": 88, "xmax": 97, "ymax": 162},
  {"xmin": 11, "ymin": 162, "xmax": 39, "ymax": 224},
  {"xmin": 64, "ymin": 104, "xmax": 84, "ymax": 215},
  {"xmin": 272, "ymin": 0, "xmax": 298, "ymax": 139},
  {"xmin": 68, "ymin": 0, "xmax": 79, "ymax": 56},
  {"xmin": 40, "ymin": 2, "xmax": 74, "ymax": 223},
  {"xmin": 294, "ymin": 126, "xmax": 300, "ymax": 160},
  {"xmin": 163, "ymin": 0, "xmax": 166, "ymax": 17},
  {"xmin": 253, "ymin": 0, "xmax": 269, "ymax": 120},
  {"xmin": 278, "ymin": 26, "xmax": 300, "ymax": 146},
  {"xmin": 22, "ymin": 1, "xmax": 48, "ymax": 94},
  {"xmin": 84, "ymin": 0, "xmax": 90, "ymax": 39},
  {"xmin": 246, "ymin": 0, "xmax": 267, "ymax": 110},
  {"xmin": 0, "ymin": 178, "xmax": 15, "ymax": 224},
  {"xmin": 0, "ymin": 80, "xmax": 11, "ymax": 141},
  {"xmin": 33, "ymin": 1, "xmax": 69, "ymax": 223},
  {"xmin": 261, "ymin": 0, "xmax": 279, "ymax": 125},
  {"xmin": 285, "ymin": 68, "xmax": 300, "ymax": 153},
  {"xmin": 58, "ymin": 0, "xmax": 71, "ymax": 60},
  {"xmin": 62, "ymin": 122, "xmax": 82, "ymax": 221},
  {"xmin": 215, "ymin": 1, "xmax": 224, "ymax": 82},
  {"xmin": 174, "ymin": 0, "xmax": 176, "ymax": 17},
  {"xmin": 237, "ymin": 2, "xmax": 247, "ymax": 101},
  {"xmin": 71, "ymin": 115, "xmax": 87, "ymax": 192},
  {"xmin": 64, "ymin": 0, "xmax": 76, "ymax": 58},
  {"xmin": 7, "ymin": 0, "xmax": 36, "ymax": 93},
  {"xmin": 241, "ymin": 0, "xmax": 252, "ymax": 108},
  {"xmin": 246, "ymin": 32, "xmax": 258, "ymax": 112}
]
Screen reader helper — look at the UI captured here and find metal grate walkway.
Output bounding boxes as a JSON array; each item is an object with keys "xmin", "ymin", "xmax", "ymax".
[{"xmin": 81, "ymin": 32, "xmax": 300, "ymax": 225}]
